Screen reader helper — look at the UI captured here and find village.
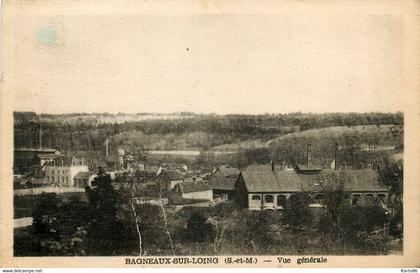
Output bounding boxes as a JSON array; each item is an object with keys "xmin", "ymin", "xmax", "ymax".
[
  {"xmin": 13, "ymin": 142, "xmax": 391, "ymax": 212},
  {"xmin": 12, "ymin": 113, "xmax": 404, "ymax": 256}
]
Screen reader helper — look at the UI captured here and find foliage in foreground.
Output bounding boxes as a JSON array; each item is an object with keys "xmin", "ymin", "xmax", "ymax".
[{"xmin": 14, "ymin": 181, "xmax": 401, "ymax": 256}]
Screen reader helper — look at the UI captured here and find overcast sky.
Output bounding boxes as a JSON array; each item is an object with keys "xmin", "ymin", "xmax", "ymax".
[{"xmin": 13, "ymin": 13, "xmax": 404, "ymax": 114}]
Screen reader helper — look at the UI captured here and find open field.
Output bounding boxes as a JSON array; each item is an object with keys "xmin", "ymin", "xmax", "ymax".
[{"xmin": 267, "ymin": 125, "xmax": 398, "ymax": 146}]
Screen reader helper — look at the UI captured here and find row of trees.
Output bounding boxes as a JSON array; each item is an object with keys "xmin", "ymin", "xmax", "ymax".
[{"xmin": 14, "ymin": 112, "xmax": 403, "ymax": 153}]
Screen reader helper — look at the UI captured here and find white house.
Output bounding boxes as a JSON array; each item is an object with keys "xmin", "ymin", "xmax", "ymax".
[
  {"xmin": 168, "ymin": 181, "xmax": 213, "ymax": 204},
  {"xmin": 45, "ymin": 156, "xmax": 88, "ymax": 187}
]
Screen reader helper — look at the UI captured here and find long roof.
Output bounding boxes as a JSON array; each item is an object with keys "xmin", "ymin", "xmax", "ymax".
[
  {"xmin": 207, "ymin": 175, "xmax": 237, "ymax": 191},
  {"xmin": 296, "ymin": 164, "xmax": 323, "ymax": 172},
  {"xmin": 240, "ymin": 168, "xmax": 388, "ymax": 193},
  {"xmin": 179, "ymin": 181, "xmax": 210, "ymax": 193},
  {"xmin": 158, "ymin": 170, "xmax": 188, "ymax": 180},
  {"xmin": 242, "ymin": 170, "xmax": 302, "ymax": 192}
]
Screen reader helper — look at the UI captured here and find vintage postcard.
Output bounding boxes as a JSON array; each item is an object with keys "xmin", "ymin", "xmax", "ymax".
[{"xmin": 1, "ymin": 0, "xmax": 419, "ymax": 268}]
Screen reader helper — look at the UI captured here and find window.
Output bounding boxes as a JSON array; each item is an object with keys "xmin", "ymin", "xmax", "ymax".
[
  {"xmin": 365, "ymin": 194, "xmax": 374, "ymax": 205},
  {"xmin": 251, "ymin": 195, "xmax": 261, "ymax": 201},
  {"xmin": 377, "ymin": 194, "xmax": 386, "ymax": 205},
  {"xmin": 277, "ymin": 195, "xmax": 287, "ymax": 207},
  {"xmin": 264, "ymin": 195, "xmax": 274, "ymax": 203},
  {"xmin": 352, "ymin": 194, "xmax": 361, "ymax": 206},
  {"xmin": 52, "ymin": 170, "xmax": 54, "ymax": 175}
]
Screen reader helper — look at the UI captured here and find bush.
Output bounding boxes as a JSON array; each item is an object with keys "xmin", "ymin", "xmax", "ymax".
[{"xmin": 183, "ymin": 211, "xmax": 214, "ymax": 243}]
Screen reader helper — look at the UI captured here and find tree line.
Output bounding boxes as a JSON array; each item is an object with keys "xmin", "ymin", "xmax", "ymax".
[{"xmin": 14, "ymin": 111, "xmax": 403, "ymax": 153}]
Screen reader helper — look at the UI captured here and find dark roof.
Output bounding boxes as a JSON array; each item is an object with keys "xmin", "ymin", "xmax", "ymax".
[
  {"xmin": 338, "ymin": 170, "xmax": 387, "ymax": 192},
  {"xmin": 241, "ymin": 169, "xmax": 388, "ymax": 193},
  {"xmin": 298, "ymin": 169, "xmax": 388, "ymax": 192},
  {"xmin": 159, "ymin": 170, "xmax": 187, "ymax": 181},
  {"xmin": 74, "ymin": 171, "xmax": 90, "ymax": 179},
  {"xmin": 296, "ymin": 164, "xmax": 322, "ymax": 172},
  {"xmin": 207, "ymin": 175, "xmax": 237, "ymax": 191},
  {"xmin": 179, "ymin": 181, "xmax": 210, "ymax": 193},
  {"xmin": 241, "ymin": 170, "xmax": 302, "ymax": 192}
]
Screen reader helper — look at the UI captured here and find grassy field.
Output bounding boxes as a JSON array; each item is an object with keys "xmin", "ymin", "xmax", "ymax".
[{"xmin": 266, "ymin": 125, "xmax": 397, "ymax": 146}]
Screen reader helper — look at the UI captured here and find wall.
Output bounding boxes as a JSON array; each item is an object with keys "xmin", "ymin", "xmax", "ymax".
[
  {"xmin": 247, "ymin": 193, "xmax": 294, "ymax": 211},
  {"xmin": 45, "ymin": 165, "xmax": 88, "ymax": 187},
  {"xmin": 14, "ymin": 186, "xmax": 85, "ymax": 196},
  {"xmin": 233, "ymin": 174, "xmax": 249, "ymax": 208},
  {"xmin": 183, "ymin": 190, "xmax": 213, "ymax": 202}
]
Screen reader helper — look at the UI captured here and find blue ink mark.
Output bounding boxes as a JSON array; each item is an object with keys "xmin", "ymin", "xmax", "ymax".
[{"xmin": 37, "ymin": 26, "xmax": 57, "ymax": 46}]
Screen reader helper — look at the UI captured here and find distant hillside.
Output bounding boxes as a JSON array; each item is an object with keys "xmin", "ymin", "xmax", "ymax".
[
  {"xmin": 109, "ymin": 131, "xmax": 233, "ymax": 151},
  {"xmin": 262, "ymin": 124, "xmax": 403, "ymax": 168},
  {"xmin": 14, "ymin": 111, "xmax": 403, "ymax": 155},
  {"xmin": 266, "ymin": 124, "xmax": 401, "ymax": 146}
]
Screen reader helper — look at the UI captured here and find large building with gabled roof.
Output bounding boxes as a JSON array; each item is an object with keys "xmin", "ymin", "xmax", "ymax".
[
  {"xmin": 168, "ymin": 181, "xmax": 213, "ymax": 204},
  {"xmin": 45, "ymin": 156, "xmax": 88, "ymax": 187},
  {"xmin": 235, "ymin": 165, "xmax": 389, "ymax": 211}
]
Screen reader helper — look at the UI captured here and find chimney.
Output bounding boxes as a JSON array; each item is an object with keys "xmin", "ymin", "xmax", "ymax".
[{"xmin": 306, "ymin": 144, "xmax": 312, "ymax": 166}]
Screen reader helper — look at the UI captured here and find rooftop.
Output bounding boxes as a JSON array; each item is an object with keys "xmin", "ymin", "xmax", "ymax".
[
  {"xmin": 207, "ymin": 175, "xmax": 237, "ymax": 191},
  {"xmin": 45, "ymin": 156, "xmax": 86, "ymax": 167},
  {"xmin": 158, "ymin": 169, "xmax": 189, "ymax": 181},
  {"xmin": 74, "ymin": 171, "xmax": 90, "ymax": 179},
  {"xmin": 179, "ymin": 181, "xmax": 210, "ymax": 193},
  {"xmin": 296, "ymin": 164, "xmax": 323, "ymax": 172},
  {"xmin": 240, "ymin": 168, "xmax": 388, "ymax": 193},
  {"xmin": 214, "ymin": 165, "xmax": 240, "ymax": 177}
]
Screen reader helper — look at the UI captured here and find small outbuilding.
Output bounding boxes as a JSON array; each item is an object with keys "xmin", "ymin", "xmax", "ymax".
[{"xmin": 168, "ymin": 181, "xmax": 213, "ymax": 204}]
